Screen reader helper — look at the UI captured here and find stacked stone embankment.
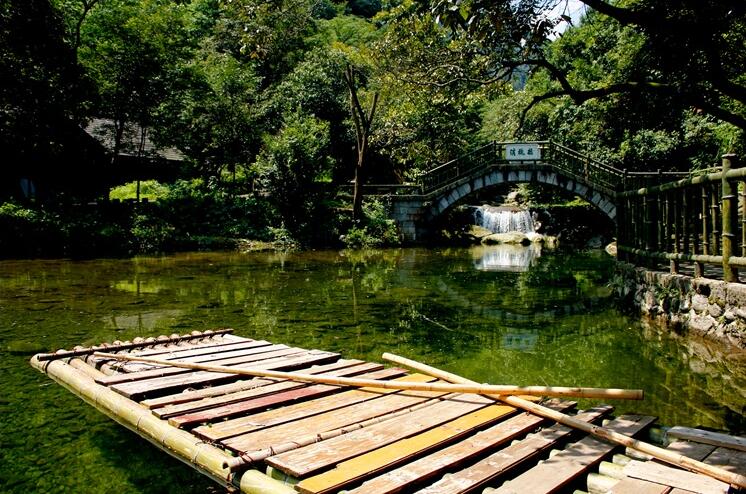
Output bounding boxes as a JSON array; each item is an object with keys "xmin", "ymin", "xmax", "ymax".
[{"xmin": 624, "ymin": 265, "xmax": 746, "ymax": 349}]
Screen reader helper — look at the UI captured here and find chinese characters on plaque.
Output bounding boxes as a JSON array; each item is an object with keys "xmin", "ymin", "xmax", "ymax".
[{"xmin": 505, "ymin": 143, "xmax": 541, "ymax": 160}]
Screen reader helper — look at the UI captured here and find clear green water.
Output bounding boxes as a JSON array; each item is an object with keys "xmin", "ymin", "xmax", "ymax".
[{"xmin": 1, "ymin": 247, "xmax": 744, "ymax": 493}]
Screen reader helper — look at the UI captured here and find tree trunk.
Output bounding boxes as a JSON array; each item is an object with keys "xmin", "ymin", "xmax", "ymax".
[{"xmin": 344, "ymin": 64, "xmax": 378, "ymax": 223}]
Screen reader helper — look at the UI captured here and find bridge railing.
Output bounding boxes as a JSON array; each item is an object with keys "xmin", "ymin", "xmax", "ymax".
[
  {"xmin": 544, "ymin": 142, "xmax": 626, "ymax": 193},
  {"xmin": 418, "ymin": 140, "xmax": 643, "ymax": 194},
  {"xmin": 617, "ymin": 154, "xmax": 745, "ymax": 282},
  {"xmin": 420, "ymin": 142, "xmax": 500, "ymax": 193}
]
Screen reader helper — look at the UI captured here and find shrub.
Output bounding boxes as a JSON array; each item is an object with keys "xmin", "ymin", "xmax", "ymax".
[
  {"xmin": 0, "ymin": 202, "xmax": 64, "ymax": 257},
  {"xmin": 131, "ymin": 213, "xmax": 175, "ymax": 253},
  {"xmin": 109, "ymin": 180, "xmax": 170, "ymax": 201},
  {"xmin": 341, "ymin": 198, "xmax": 400, "ymax": 248}
]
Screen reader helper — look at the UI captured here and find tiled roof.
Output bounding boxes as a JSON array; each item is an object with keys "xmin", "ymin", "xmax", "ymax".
[{"xmin": 84, "ymin": 118, "xmax": 185, "ymax": 162}]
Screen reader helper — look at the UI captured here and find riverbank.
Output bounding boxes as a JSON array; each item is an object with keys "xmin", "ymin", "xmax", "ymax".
[{"xmin": 614, "ymin": 263, "xmax": 746, "ymax": 349}]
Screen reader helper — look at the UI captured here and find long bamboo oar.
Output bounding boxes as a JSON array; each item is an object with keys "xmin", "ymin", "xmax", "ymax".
[
  {"xmin": 381, "ymin": 352, "xmax": 746, "ymax": 490},
  {"xmin": 92, "ymin": 352, "xmax": 643, "ymax": 400}
]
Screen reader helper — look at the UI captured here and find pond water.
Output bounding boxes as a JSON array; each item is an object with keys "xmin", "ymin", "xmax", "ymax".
[{"xmin": 1, "ymin": 246, "xmax": 744, "ymax": 493}]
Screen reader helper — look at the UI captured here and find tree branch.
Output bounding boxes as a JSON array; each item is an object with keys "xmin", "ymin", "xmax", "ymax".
[{"xmin": 578, "ymin": 0, "xmax": 649, "ymax": 27}]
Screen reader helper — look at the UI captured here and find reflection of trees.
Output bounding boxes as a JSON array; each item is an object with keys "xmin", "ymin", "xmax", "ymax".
[{"xmin": 2, "ymin": 249, "xmax": 743, "ymax": 432}]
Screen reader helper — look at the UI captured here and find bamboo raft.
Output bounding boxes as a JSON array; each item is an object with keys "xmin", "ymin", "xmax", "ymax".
[{"xmin": 31, "ymin": 329, "xmax": 746, "ymax": 493}]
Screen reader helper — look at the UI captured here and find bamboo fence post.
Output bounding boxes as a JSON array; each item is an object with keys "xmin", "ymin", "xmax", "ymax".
[
  {"xmin": 698, "ymin": 187, "xmax": 709, "ymax": 277},
  {"xmin": 381, "ymin": 353, "xmax": 746, "ymax": 490},
  {"xmin": 664, "ymin": 190, "xmax": 670, "ymax": 251},
  {"xmin": 711, "ymin": 183, "xmax": 721, "ymax": 255},
  {"xmin": 721, "ymin": 154, "xmax": 739, "ymax": 282},
  {"xmin": 645, "ymin": 193, "xmax": 655, "ymax": 256},
  {"xmin": 671, "ymin": 190, "xmax": 680, "ymax": 274},
  {"xmin": 741, "ymin": 180, "xmax": 746, "ymax": 257},
  {"xmin": 92, "ymin": 352, "xmax": 644, "ymax": 400},
  {"xmin": 682, "ymin": 188, "xmax": 690, "ymax": 260},
  {"xmin": 616, "ymin": 199, "xmax": 627, "ymax": 261}
]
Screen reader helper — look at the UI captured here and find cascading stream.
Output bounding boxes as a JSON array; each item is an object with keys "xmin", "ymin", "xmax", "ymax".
[{"xmin": 474, "ymin": 205, "xmax": 535, "ymax": 233}]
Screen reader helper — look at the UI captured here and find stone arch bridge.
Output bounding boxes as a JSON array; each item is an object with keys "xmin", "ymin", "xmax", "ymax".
[{"xmin": 382, "ymin": 141, "xmax": 627, "ymax": 242}]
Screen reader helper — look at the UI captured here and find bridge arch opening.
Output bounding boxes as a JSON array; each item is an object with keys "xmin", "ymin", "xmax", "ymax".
[
  {"xmin": 388, "ymin": 142, "xmax": 627, "ymax": 243},
  {"xmin": 426, "ymin": 167, "xmax": 617, "ymax": 222},
  {"xmin": 429, "ymin": 181, "xmax": 615, "ymax": 244}
]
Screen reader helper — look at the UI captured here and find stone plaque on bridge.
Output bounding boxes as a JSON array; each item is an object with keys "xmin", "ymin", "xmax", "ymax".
[{"xmin": 505, "ymin": 143, "xmax": 541, "ymax": 160}]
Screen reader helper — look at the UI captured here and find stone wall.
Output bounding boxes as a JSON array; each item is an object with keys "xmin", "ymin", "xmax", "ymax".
[{"xmin": 621, "ymin": 264, "xmax": 746, "ymax": 349}]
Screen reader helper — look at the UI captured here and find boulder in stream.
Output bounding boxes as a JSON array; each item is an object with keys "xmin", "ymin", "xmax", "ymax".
[{"xmin": 482, "ymin": 232, "xmax": 531, "ymax": 246}]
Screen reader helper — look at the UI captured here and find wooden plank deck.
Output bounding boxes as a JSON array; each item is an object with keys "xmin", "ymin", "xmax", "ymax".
[{"xmin": 30, "ymin": 330, "xmax": 744, "ymax": 494}]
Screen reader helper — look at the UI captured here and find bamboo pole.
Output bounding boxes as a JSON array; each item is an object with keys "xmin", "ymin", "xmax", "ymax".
[
  {"xmin": 712, "ymin": 183, "xmax": 721, "ymax": 254},
  {"xmin": 92, "ymin": 352, "xmax": 644, "ymax": 400},
  {"xmin": 36, "ymin": 329, "xmax": 235, "ymax": 361},
  {"xmin": 29, "ymin": 355, "xmax": 237, "ymax": 488},
  {"xmin": 722, "ymin": 154, "xmax": 739, "ymax": 282},
  {"xmin": 671, "ymin": 190, "xmax": 680, "ymax": 274},
  {"xmin": 381, "ymin": 353, "xmax": 746, "ymax": 490},
  {"xmin": 741, "ymin": 181, "xmax": 746, "ymax": 257}
]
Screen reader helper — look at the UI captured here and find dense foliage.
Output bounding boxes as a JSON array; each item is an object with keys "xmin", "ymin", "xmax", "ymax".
[{"xmin": 1, "ymin": 0, "xmax": 744, "ymax": 255}]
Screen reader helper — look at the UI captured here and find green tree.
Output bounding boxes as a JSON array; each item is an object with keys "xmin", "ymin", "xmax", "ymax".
[
  {"xmin": 157, "ymin": 45, "xmax": 263, "ymax": 183},
  {"xmin": 79, "ymin": 0, "xmax": 193, "ymax": 166},
  {"xmin": 0, "ymin": 0, "xmax": 84, "ymax": 198},
  {"xmin": 254, "ymin": 111, "xmax": 332, "ymax": 236},
  {"xmin": 480, "ymin": 10, "xmax": 743, "ymax": 170},
  {"xmin": 53, "ymin": 0, "xmax": 101, "ymax": 57},
  {"xmin": 430, "ymin": 0, "xmax": 746, "ymax": 133},
  {"xmin": 372, "ymin": 6, "xmax": 488, "ymax": 176},
  {"xmin": 223, "ymin": 0, "xmax": 317, "ymax": 85}
]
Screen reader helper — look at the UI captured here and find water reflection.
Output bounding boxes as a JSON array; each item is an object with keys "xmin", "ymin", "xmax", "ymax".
[
  {"xmin": 472, "ymin": 244, "xmax": 541, "ymax": 272},
  {"xmin": 101, "ymin": 309, "xmax": 185, "ymax": 332},
  {"xmin": 0, "ymin": 248, "xmax": 745, "ymax": 494}
]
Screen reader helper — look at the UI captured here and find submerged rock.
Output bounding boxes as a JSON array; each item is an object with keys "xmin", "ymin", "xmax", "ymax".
[
  {"xmin": 7, "ymin": 341, "xmax": 47, "ymax": 355},
  {"xmin": 468, "ymin": 225, "xmax": 493, "ymax": 239},
  {"xmin": 481, "ymin": 232, "xmax": 531, "ymax": 246}
]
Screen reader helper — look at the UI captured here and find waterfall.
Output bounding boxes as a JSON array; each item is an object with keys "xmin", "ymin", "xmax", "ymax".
[{"xmin": 474, "ymin": 206, "xmax": 535, "ymax": 233}]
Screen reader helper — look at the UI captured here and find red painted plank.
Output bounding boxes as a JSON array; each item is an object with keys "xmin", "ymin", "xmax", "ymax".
[
  {"xmin": 157, "ymin": 362, "xmax": 387, "ymax": 420},
  {"xmin": 167, "ymin": 367, "xmax": 403, "ymax": 428},
  {"xmin": 111, "ymin": 350, "xmax": 340, "ymax": 400},
  {"xmin": 141, "ymin": 359, "xmax": 367, "ymax": 410}
]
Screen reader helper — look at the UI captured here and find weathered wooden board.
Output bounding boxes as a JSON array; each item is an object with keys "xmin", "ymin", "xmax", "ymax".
[
  {"xmin": 608, "ymin": 478, "xmax": 671, "ymax": 494},
  {"xmin": 102, "ymin": 339, "xmax": 274, "ymax": 375},
  {"xmin": 192, "ymin": 369, "xmax": 415, "ymax": 441},
  {"xmin": 134, "ymin": 336, "xmax": 257, "ymax": 357},
  {"xmin": 154, "ymin": 361, "xmax": 382, "ymax": 418},
  {"xmin": 416, "ymin": 406, "xmax": 614, "ymax": 494},
  {"xmin": 265, "ymin": 393, "xmax": 495, "ymax": 478},
  {"xmin": 667, "ymin": 426, "xmax": 746, "ymax": 453},
  {"xmin": 141, "ymin": 359, "xmax": 365, "ymax": 409},
  {"xmin": 167, "ymin": 366, "xmax": 403, "ymax": 428},
  {"xmin": 343, "ymin": 401, "xmax": 577, "ymax": 494},
  {"xmin": 84, "ymin": 334, "xmax": 249, "ymax": 371},
  {"xmin": 97, "ymin": 343, "xmax": 293, "ymax": 385},
  {"xmin": 295, "ymin": 403, "xmax": 518, "ymax": 494},
  {"xmin": 666, "ymin": 440, "xmax": 717, "ymax": 461},
  {"xmin": 111, "ymin": 350, "xmax": 340, "ymax": 400},
  {"xmin": 623, "ymin": 460, "xmax": 729, "ymax": 494},
  {"xmin": 216, "ymin": 374, "xmax": 442, "ymax": 449},
  {"xmin": 491, "ymin": 414, "xmax": 656, "ymax": 494},
  {"xmin": 704, "ymin": 446, "xmax": 746, "ymax": 474}
]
